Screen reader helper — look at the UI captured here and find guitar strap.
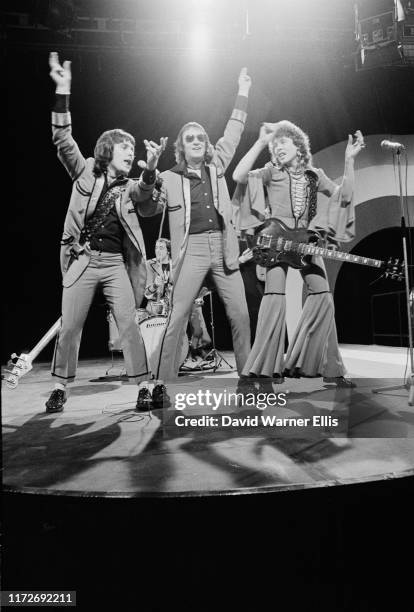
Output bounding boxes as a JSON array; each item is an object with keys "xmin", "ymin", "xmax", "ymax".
[
  {"xmin": 79, "ymin": 181, "xmax": 126, "ymax": 245},
  {"xmin": 154, "ymin": 174, "xmax": 168, "ymax": 241},
  {"xmin": 305, "ymin": 170, "xmax": 318, "ymax": 224}
]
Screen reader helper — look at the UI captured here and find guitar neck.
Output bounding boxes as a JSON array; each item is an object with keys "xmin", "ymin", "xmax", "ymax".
[
  {"xmin": 28, "ymin": 319, "xmax": 62, "ymax": 361},
  {"xmin": 296, "ymin": 242, "xmax": 384, "ymax": 269}
]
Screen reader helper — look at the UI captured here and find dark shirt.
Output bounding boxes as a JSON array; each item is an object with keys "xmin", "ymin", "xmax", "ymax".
[
  {"xmin": 187, "ymin": 165, "xmax": 222, "ymax": 234},
  {"xmin": 89, "ymin": 177, "xmax": 126, "ymax": 253},
  {"xmin": 88, "ymin": 171, "xmax": 155, "ymax": 253}
]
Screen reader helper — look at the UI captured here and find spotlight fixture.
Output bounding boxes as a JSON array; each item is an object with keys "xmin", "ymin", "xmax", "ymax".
[{"xmin": 354, "ymin": 0, "xmax": 414, "ymax": 69}]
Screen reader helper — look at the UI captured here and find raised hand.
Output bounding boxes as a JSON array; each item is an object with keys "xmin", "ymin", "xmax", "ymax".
[
  {"xmin": 345, "ymin": 130, "xmax": 365, "ymax": 160},
  {"xmin": 238, "ymin": 67, "xmax": 252, "ymax": 96},
  {"xmin": 141, "ymin": 137, "xmax": 168, "ymax": 171},
  {"xmin": 49, "ymin": 51, "xmax": 71, "ymax": 94},
  {"xmin": 258, "ymin": 123, "xmax": 278, "ymax": 146}
]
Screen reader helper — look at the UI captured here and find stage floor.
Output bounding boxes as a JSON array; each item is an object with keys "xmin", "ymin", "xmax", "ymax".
[{"xmin": 2, "ymin": 344, "xmax": 413, "ymax": 497}]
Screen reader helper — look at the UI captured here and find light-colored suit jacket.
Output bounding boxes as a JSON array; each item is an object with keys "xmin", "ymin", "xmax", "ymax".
[
  {"xmin": 52, "ymin": 109, "xmax": 157, "ymax": 306},
  {"xmin": 155, "ymin": 99, "xmax": 248, "ymax": 282}
]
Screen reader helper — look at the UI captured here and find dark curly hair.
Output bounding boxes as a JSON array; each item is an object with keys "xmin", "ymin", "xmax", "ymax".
[
  {"xmin": 268, "ymin": 120, "xmax": 312, "ymax": 169},
  {"xmin": 93, "ymin": 129, "xmax": 135, "ymax": 176},
  {"xmin": 174, "ymin": 122, "xmax": 215, "ymax": 164}
]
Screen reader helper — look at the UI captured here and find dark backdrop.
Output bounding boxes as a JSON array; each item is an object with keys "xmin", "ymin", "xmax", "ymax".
[{"xmin": 3, "ymin": 0, "xmax": 414, "ymax": 364}]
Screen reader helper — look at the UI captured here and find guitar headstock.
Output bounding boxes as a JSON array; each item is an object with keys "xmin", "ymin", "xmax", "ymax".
[
  {"xmin": 383, "ymin": 258, "xmax": 404, "ymax": 281},
  {"xmin": 4, "ymin": 353, "xmax": 33, "ymax": 389}
]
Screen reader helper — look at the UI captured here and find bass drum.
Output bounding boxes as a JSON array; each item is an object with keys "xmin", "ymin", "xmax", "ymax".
[
  {"xmin": 139, "ymin": 316, "xmax": 188, "ymax": 375},
  {"xmin": 107, "ymin": 309, "xmax": 149, "ymax": 352},
  {"xmin": 107, "ymin": 311, "xmax": 187, "ymax": 375}
]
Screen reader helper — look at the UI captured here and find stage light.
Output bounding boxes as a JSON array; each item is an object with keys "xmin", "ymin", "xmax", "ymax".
[{"xmin": 354, "ymin": 0, "xmax": 414, "ymax": 68}]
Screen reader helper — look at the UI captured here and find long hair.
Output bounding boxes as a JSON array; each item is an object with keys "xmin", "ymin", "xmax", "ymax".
[
  {"xmin": 93, "ymin": 129, "xmax": 135, "ymax": 176},
  {"xmin": 268, "ymin": 120, "xmax": 312, "ymax": 169},
  {"xmin": 174, "ymin": 122, "xmax": 215, "ymax": 164}
]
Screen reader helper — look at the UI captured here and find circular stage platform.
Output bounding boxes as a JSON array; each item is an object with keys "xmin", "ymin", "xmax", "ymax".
[
  {"xmin": 3, "ymin": 353, "xmax": 414, "ymax": 497},
  {"xmin": 3, "ymin": 354, "xmax": 414, "ymax": 611}
]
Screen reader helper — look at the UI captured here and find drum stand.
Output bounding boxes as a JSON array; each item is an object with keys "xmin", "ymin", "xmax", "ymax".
[
  {"xmin": 202, "ymin": 291, "xmax": 233, "ymax": 372},
  {"xmin": 104, "ymin": 350, "xmax": 127, "ymax": 380},
  {"xmin": 102, "ymin": 308, "xmax": 127, "ymax": 380}
]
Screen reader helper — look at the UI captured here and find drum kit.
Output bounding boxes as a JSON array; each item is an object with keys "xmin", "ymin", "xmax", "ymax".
[
  {"xmin": 107, "ymin": 287, "xmax": 229, "ymax": 375},
  {"xmin": 107, "ymin": 306, "xmax": 188, "ymax": 375}
]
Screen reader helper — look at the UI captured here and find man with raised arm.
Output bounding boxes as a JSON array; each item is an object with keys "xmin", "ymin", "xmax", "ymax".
[
  {"xmin": 155, "ymin": 68, "xmax": 253, "ymax": 391},
  {"xmin": 232, "ymin": 121, "xmax": 364, "ymax": 388},
  {"xmin": 46, "ymin": 52, "xmax": 167, "ymax": 413}
]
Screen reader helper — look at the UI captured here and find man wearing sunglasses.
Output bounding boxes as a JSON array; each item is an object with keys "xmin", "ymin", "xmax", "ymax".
[{"xmin": 155, "ymin": 68, "xmax": 252, "ymax": 388}]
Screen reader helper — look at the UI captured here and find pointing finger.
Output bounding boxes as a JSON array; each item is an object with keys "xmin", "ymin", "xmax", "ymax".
[{"xmin": 49, "ymin": 51, "xmax": 59, "ymax": 68}]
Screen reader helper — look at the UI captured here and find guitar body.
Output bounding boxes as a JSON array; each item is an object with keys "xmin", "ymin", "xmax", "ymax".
[
  {"xmin": 253, "ymin": 218, "xmax": 316, "ymax": 269},
  {"xmin": 251, "ymin": 218, "xmax": 403, "ymax": 281}
]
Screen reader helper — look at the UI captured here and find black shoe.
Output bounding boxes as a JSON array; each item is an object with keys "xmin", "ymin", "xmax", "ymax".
[
  {"xmin": 236, "ymin": 377, "xmax": 257, "ymax": 398},
  {"xmin": 323, "ymin": 376, "xmax": 356, "ymax": 388},
  {"xmin": 45, "ymin": 389, "xmax": 67, "ymax": 413},
  {"xmin": 136, "ymin": 387, "xmax": 153, "ymax": 412},
  {"xmin": 152, "ymin": 384, "xmax": 171, "ymax": 409}
]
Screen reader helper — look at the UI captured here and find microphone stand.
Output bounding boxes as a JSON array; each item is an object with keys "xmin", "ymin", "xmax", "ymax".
[
  {"xmin": 372, "ymin": 148, "xmax": 414, "ymax": 405},
  {"xmin": 202, "ymin": 291, "xmax": 233, "ymax": 372}
]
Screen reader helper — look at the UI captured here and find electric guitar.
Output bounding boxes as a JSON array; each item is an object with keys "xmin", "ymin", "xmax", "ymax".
[{"xmin": 251, "ymin": 218, "xmax": 404, "ymax": 280}]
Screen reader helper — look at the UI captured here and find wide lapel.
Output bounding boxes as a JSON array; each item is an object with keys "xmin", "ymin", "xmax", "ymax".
[
  {"xmin": 85, "ymin": 175, "xmax": 105, "ymax": 219},
  {"xmin": 117, "ymin": 192, "xmax": 142, "ymax": 253},
  {"xmin": 169, "ymin": 174, "xmax": 191, "ymax": 285},
  {"xmin": 182, "ymin": 175, "xmax": 192, "ymax": 235}
]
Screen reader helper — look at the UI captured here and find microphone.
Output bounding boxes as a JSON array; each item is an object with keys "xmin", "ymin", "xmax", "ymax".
[{"xmin": 381, "ymin": 140, "xmax": 406, "ymax": 151}]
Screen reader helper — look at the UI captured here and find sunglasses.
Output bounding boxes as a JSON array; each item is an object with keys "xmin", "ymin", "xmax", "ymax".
[{"xmin": 184, "ymin": 133, "xmax": 206, "ymax": 143}]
